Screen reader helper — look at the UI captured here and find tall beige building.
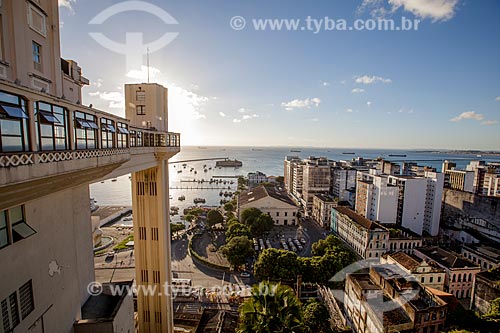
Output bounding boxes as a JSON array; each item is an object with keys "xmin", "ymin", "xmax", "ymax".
[{"xmin": 0, "ymin": 1, "xmax": 180, "ymax": 332}]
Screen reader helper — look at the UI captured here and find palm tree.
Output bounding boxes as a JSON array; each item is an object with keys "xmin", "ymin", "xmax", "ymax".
[{"xmin": 238, "ymin": 282, "xmax": 304, "ymax": 333}]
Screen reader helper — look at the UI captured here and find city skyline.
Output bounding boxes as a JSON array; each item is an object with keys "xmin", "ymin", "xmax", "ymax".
[{"xmin": 59, "ymin": 0, "xmax": 500, "ymax": 149}]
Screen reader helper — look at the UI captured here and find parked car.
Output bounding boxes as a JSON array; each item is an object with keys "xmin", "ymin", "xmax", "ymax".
[{"xmin": 240, "ymin": 271, "xmax": 251, "ymax": 278}]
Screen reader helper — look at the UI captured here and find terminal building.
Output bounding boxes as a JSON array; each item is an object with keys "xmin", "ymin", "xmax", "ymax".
[{"xmin": 0, "ymin": 1, "xmax": 180, "ymax": 332}]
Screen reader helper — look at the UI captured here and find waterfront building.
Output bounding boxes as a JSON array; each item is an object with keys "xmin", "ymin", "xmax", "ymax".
[
  {"xmin": 331, "ymin": 207, "xmax": 389, "ymax": 259},
  {"xmin": 301, "ymin": 156, "xmax": 331, "ymax": 212},
  {"xmin": 355, "ymin": 170, "xmax": 399, "ymax": 224},
  {"xmin": 238, "ymin": 185, "xmax": 298, "ymax": 225},
  {"xmin": 247, "ymin": 171, "xmax": 268, "ymax": 187},
  {"xmin": 344, "ymin": 265, "xmax": 448, "ymax": 333},
  {"xmin": 311, "ymin": 194, "xmax": 337, "ymax": 229},
  {"xmin": 442, "ymin": 161, "xmax": 475, "ymax": 193},
  {"xmin": 378, "ymin": 159, "xmax": 400, "ymax": 175},
  {"xmin": 470, "ymin": 267, "xmax": 500, "ymax": 315},
  {"xmin": 284, "ymin": 155, "xmax": 300, "ymax": 192},
  {"xmin": 0, "ymin": 1, "xmax": 180, "ymax": 332},
  {"xmin": 482, "ymin": 172, "xmax": 500, "ymax": 197},
  {"xmin": 415, "ymin": 247, "xmax": 481, "ymax": 299},
  {"xmin": 330, "ymin": 166, "xmax": 357, "ymax": 204},
  {"xmin": 382, "ymin": 251, "xmax": 446, "ymax": 291}
]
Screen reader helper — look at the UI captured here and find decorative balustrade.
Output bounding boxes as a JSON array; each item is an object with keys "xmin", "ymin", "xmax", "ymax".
[{"xmin": 0, "ymin": 132, "xmax": 180, "ymax": 168}]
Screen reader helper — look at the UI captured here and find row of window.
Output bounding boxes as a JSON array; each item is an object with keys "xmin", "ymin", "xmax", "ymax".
[
  {"xmin": 1, "ymin": 280, "xmax": 34, "ymax": 332},
  {"xmin": 0, "ymin": 90, "xmax": 159, "ymax": 153}
]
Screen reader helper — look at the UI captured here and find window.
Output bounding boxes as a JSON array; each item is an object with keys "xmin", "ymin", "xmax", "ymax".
[
  {"xmin": 116, "ymin": 122, "xmax": 129, "ymax": 148},
  {"xmin": 74, "ymin": 111, "xmax": 97, "ymax": 150},
  {"xmin": 35, "ymin": 102, "xmax": 68, "ymax": 151},
  {"xmin": 0, "ymin": 91, "xmax": 29, "ymax": 153},
  {"xmin": 0, "ymin": 206, "xmax": 35, "ymax": 249},
  {"xmin": 1, "ymin": 280, "xmax": 34, "ymax": 331},
  {"xmin": 0, "ymin": 15, "xmax": 4, "ymax": 61},
  {"xmin": 430, "ymin": 276, "xmax": 433, "ymax": 283},
  {"xmin": 284, "ymin": 212, "xmax": 288, "ymax": 217},
  {"xmin": 136, "ymin": 105, "xmax": 146, "ymax": 115},
  {"xmin": 136, "ymin": 90, "xmax": 146, "ymax": 101},
  {"xmin": 32, "ymin": 41, "xmax": 42, "ymax": 71},
  {"xmin": 101, "ymin": 118, "xmax": 115, "ymax": 148},
  {"xmin": 276, "ymin": 212, "xmax": 279, "ymax": 217},
  {"xmin": 28, "ymin": 4, "xmax": 47, "ymax": 36},
  {"xmin": 19, "ymin": 281, "xmax": 34, "ymax": 319},
  {"xmin": 438, "ymin": 276, "xmax": 441, "ymax": 282}
]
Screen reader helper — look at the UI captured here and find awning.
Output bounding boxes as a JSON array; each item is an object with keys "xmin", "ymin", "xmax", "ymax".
[
  {"xmin": 0, "ymin": 104, "xmax": 29, "ymax": 119},
  {"xmin": 106, "ymin": 124, "xmax": 116, "ymax": 132},
  {"xmin": 87, "ymin": 121, "xmax": 99, "ymax": 129},
  {"xmin": 118, "ymin": 127, "xmax": 130, "ymax": 134},
  {"xmin": 76, "ymin": 119, "xmax": 91, "ymax": 129},
  {"xmin": 39, "ymin": 111, "xmax": 60, "ymax": 124}
]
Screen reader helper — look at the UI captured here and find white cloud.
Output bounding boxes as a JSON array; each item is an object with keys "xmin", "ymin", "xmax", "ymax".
[
  {"xmin": 496, "ymin": 97, "xmax": 500, "ymax": 101},
  {"xmin": 59, "ymin": 0, "xmax": 76, "ymax": 10},
  {"xmin": 233, "ymin": 119, "xmax": 242, "ymax": 123},
  {"xmin": 450, "ymin": 111, "xmax": 484, "ymax": 122},
  {"xmin": 310, "ymin": 118, "xmax": 319, "ymax": 122},
  {"xmin": 389, "ymin": 0, "xmax": 459, "ymax": 21},
  {"xmin": 355, "ymin": 75, "xmax": 392, "ymax": 85},
  {"xmin": 351, "ymin": 88, "xmax": 365, "ymax": 94},
  {"xmin": 192, "ymin": 112, "xmax": 206, "ymax": 120},
  {"xmin": 346, "ymin": 108, "xmax": 353, "ymax": 113},
  {"xmin": 219, "ymin": 112, "xmax": 226, "ymax": 117},
  {"xmin": 366, "ymin": 101, "xmax": 372, "ymax": 107},
  {"xmin": 242, "ymin": 114, "xmax": 259, "ymax": 120},
  {"xmin": 321, "ymin": 81, "xmax": 330, "ymax": 87},
  {"xmin": 88, "ymin": 91, "xmax": 100, "ymax": 97},
  {"xmin": 481, "ymin": 120, "xmax": 498, "ymax": 126},
  {"xmin": 281, "ymin": 97, "xmax": 321, "ymax": 111},
  {"xmin": 90, "ymin": 91, "xmax": 124, "ymax": 109},
  {"xmin": 238, "ymin": 108, "xmax": 247, "ymax": 113},
  {"xmin": 126, "ymin": 66, "xmax": 161, "ymax": 81},
  {"xmin": 358, "ymin": 0, "xmax": 459, "ymax": 22}
]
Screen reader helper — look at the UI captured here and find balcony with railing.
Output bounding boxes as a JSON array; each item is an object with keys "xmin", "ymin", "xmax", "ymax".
[{"xmin": 0, "ymin": 83, "xmax": 180, "ymax": 209}]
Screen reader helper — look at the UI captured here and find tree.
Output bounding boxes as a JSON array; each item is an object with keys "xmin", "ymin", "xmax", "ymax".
[
  {"xmin": 303, "ymin": 300, "xmax": 333, "ymax": 333},
  {"xmin": 226, "ymin": 211, "xmax": 236, "ymax": 221},
  {"xmin": 312, "ymin": 235, "xmax": 343, "ymax": 257},
  {"xmin": 238, "ymin": 282, "xmax": 304, "ymax": 333},
  {"xmin": 224, "ymin": 202, "xmax": 235, "ymax": 212},
  {"xmin": 226, "ymin": 223, "xmax": 252, "ymax": 241},
  {"xmin": 227, "ymin": 218, "xmax": 241, "ymax": 227},
  {"xmin": 170, "ymin": 223, "xmax": 184, "ymax": 238},
  {"xmin": 241, "ymin": 207, "xmax": 262, "ymax": 225},
  {"xmin": 183, "ymin": 214, "xmax": 195, "ymax": 223},
  {"xmin": 484, "ymin": 297, "xmax": 500, "ymax": 319},
  {"xmin": 221, "ymin": 236, "xmax": 254, "ymax": 268},
  {"xmin": 206, "ymin": 209, "xmax": 223, "ymax": 228},
  {"xmin": 254, "ymin": 248, "xmax": 300, "ymax": 281},
  {"xmin": 275, "ymin": 176, "xmax": 284, "ymax": 185},
  {"xmin": 249, "ymin": 213, "xmax": 274, "ymax": 236}
]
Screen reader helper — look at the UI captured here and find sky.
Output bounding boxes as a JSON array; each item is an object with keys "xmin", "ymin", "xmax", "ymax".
[{"xmin": 58, "ymin": 0, "xmax": 500, "ymax": 149}]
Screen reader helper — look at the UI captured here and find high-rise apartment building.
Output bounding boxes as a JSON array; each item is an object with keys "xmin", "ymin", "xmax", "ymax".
[
  {"xmin": 331, "ymin": 167, "xmax": 357, "ymax": 203},
  {"xmin": 0, "ymin": 2, "xmax": 180, "ymax": 332},
  {"xmin": 301, "ymin": 156, "xmax": 331, "ymax": 212}
]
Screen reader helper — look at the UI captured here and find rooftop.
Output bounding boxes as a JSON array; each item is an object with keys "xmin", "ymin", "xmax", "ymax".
[
  {"xmin": 334, "ymin": 206, "xmax": 387, "ymax": 231},
  {"xmin": 80, "ymin": 281, "xmax": 131, "ymax": 321},
  {"xmin": 238, "ymin": 185, "xmax": 296, "ymax": 207},
  {"xmin": 388, "ymin": 251, "xmax": 443, "ymax": 273},
  {"xmin": 313, "ymin": 193, "xmax": 337, "ymax": 203},
  {"xmin": 416, "ymin": 246, "xmax": 479, "ymax": 269},
  {"xmin": 463, "ymin": 243, "xmax": 500, "ymax": 263}
]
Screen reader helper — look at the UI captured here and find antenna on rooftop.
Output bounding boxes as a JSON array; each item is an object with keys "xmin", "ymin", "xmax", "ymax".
[{"xmin": 147, "ymin": 47, "xmax": 150, "ymax": 84}]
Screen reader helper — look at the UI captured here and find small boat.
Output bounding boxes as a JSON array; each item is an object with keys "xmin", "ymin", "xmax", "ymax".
[
  {"xmin": 290, "ymin": 149, "xmax": 301, "ymax": 152},
  {"xmin": 204, "ymin": 169, "xmax": 208, "ymax": 172},
  {"xmin": 230, "ymin": 181, "xmax": 234, "ymax": 184},
  {"xmin": 219, "ymin": 191, "xmax": 223, "ymax": 196},
  {"xmin": 194, "ymin": 171, "xmax": 197, "ymax": 174},
  {"xmin": 194, "ymin": 198, "xmax": 206, "ymax": 204},
  {"xmin": 342, "ymin": 152, "xmax": 355, "ymax": 155},
  {"xmin": 388, "ymin": 154, "xmax": 407, "ymax": 157},
  {"xmin": 178, "ymin": 195, "xmax": 185, "ymax": 201},
  {"xmin": 209, "ymin": 167, "xmax": 212, "ymax": 170},
  {"xmin": 111, "ymin": 179, "xmax": 117, "ymax": 182},
  {"xmin": 177, "ymin": 170, "xmax": 182, "ymax": 173}
]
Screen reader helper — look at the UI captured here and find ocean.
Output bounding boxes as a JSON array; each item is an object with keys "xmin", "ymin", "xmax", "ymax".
[{"xmin": 89, "ymin": 146, "xmax": 500, "ymax": 223}]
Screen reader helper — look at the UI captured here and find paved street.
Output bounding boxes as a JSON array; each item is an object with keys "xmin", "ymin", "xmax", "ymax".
[{"xmin": 301, "ymin": 217, "xmax": 329, "ymax": 257}]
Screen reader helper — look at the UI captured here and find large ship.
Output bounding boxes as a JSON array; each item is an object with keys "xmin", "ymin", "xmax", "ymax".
[{"xmin": 215, "ymin": 159, "xmax": 243, "ymax": 167}]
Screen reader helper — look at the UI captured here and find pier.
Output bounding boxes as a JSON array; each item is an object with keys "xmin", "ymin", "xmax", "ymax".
[
  {"xmin": 170, "ymin": 186, "xmax": 233, "ymax": 190},
  {"xmin": 169, "ymin": 157, "xmax": 229, "ymax": 164}
]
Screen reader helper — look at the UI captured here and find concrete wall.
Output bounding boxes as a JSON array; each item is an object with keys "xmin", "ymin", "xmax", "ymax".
[
  {"xmin": 0, "ymin": 184, "xmax": 94, "ymax": 333},
  {"xmin": 240, "ymin": 196, "xmax": 298, "ymax": 226},
  {"xmin": 442, "ymin": 188, "xmax": 500, "ymax": 228}
]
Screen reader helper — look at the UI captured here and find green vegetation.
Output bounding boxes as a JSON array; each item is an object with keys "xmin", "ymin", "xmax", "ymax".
[
  {"xmin": 170, "ymin": 223, "xmax": 184, "ymax": 238},
  {"xmin": 188, "ymin": 234, "xmax": 230, "ymax": 271},
  {"xmin": 444, "ymin": 303, "xmax": 499, "ymax": 333},
  {"xmin": 224, "ymin": 201, "xmax": 235, "ymax": 212},
  {"xmin": 237, "ymin": 176, "xmax": 247, "ymax": 191},
  {"xmin": 484, "ymin": 297, "xmax": 500, "ymax": 320},
  {"xmin": 240, "ymin": 208, "xmax": 274, "ymax": 237},
  {"xmin": 206, "ymin": 209, "xmax": 224, "ymax": 227},
  {"xmin": 303, "ymin": 300, "xmax": 334, "ymax": 333},
  {"xmin": 183, "ymin": 214, "xmax": 195, "ymax": 223},
  {"xmin": 238, "ymin": 282, "xmax": 304, "ymax": 333},
  {"xmin": 113, "ymin": 235, "xmax": 134, "ymax": 251},
  {"xmin": 226, "ymin": 222, "xmax": 252, "ymax": 241},
  {"xmin": 221, "ymin": 236, "xmax": 255, "ymax": 268},
  {"xmin": 254, "ymin": 235, "xmax": 356, "ymax": 283}
]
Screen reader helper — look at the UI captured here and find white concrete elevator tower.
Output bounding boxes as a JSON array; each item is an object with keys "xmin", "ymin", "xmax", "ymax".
[{"xmin": 125, "ymin": 83, "xmax": 177, "ymax": 333}]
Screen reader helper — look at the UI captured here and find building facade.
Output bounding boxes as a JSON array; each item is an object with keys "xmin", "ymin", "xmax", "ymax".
[
  {"xmin": 415, "ymin": 247, "xmax": 481, "ymax": 299},
  {"xmin": 331, "ymin": 207, "xmax": 389, "ymax": 259},
  {"xmin": 311, "ymin": 194, "xmax": 336, "ymax": 229},
  {"xmin": 331, "ymin": 167, "xmax": 357, "ymax": 203},
  {"xmin": 0, "ymin": 2, "xmax": 180, "ymax": 332},
  {"xmin": 470, "ymin": 268, "xmax": 500, "ymax": 315},
  {"xmin": 238, "ymin": 185, "xmax": 299, "ymax": 226},
  {"xmin": 301, "ymin": 157, "xmax": 331, "ymax": 212}
]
